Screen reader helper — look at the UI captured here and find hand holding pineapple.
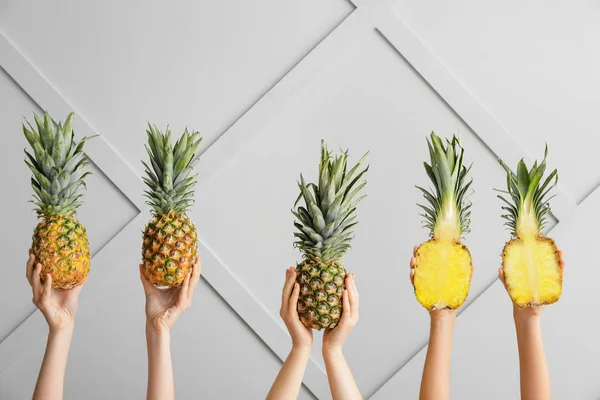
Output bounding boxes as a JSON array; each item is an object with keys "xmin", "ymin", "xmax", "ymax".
[
  {"xmin": 26, "ymin": 248, "xmax": 86, "ymax": 333},
  {"xmin": 139, "ymin": 257, "xmax": 202, "ymax": 333},
  {"xmin": 322, "ymin": 272, "xmax": 359, "ymax": 354}
]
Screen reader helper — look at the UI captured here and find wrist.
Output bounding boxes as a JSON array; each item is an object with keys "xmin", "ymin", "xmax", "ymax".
[
  {"xmin": 430, "ymin": 309, "xmax": 456, "ymax": 324},
  {"xmin": 49, "ymin": 322, "xmax": 74, "ymax": 337},
  {"xmin": 291, "ymin": 342, "xmax": 312, "ymax": 354},
  {"xmin": 513, "ymin": 307, "xmax": 541, "ymax": 326},
  {"xmin": 146, "ymin": 318, "xmax": 171, "ymax": 338},
  {"xmin": 322, "ymin": 344, "xmax": 343, "ymax": 357}
]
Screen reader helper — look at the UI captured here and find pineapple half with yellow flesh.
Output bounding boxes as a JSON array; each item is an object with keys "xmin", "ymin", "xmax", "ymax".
[
  {"xmin": 497, "ymin": 146, "xmax": 561, "ymax": 307},
  {"xmin": 414, "ymin": 132, "xmax": 473, "ymax": 310},
  {"xmin": 293, "ymin": 140, "xmax": 369, "ymax": 330},
  {"xmin": 142, "ymin": 124, "xmax": 201, "ymax": 287},
  {"xmin": 23, "ymin": 112, "xmax": 94, "ymax": 289}
]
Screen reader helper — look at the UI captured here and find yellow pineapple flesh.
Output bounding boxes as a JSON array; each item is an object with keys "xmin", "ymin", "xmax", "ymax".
[
  {"xmin": 415, "ymin": 240, "xmax": 472, "ymax": 309},
  {"xmin": 502, "ymin": 237, "xmax": 561, "ymax": 307}
]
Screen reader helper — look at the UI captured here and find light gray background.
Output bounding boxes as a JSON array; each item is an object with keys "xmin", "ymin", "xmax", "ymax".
[{"xmin": 0, "ymin": 1, "xmax": 599, "ymax": 399}]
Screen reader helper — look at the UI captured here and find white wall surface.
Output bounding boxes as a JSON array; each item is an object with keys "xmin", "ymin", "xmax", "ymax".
[{"xmin": 1, "ymin": 0, "xmax": 599, "ymax": 399}]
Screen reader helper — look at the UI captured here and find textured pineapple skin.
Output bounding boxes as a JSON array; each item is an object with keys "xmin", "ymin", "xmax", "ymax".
[
  {"xmin": 502, "ymin": 236, "xmax": 562, "ymax": 307},
  {"xmin": 142, "ymin": 214, "xmax": 197, "ymax": 287},
  {"xmin": 296, "ymin": 259, "xmax": 347, "ymax": 330},
  {"xmin": 414, "ymin": 239, "xmax": 472, "ymax": 310},
  {"xmin": 32, "ymin": 216, "xmax": 90, "ymax": 289}
]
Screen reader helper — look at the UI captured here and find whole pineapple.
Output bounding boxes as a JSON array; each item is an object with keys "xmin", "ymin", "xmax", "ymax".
[
  {"xmin": 497, "ymin": 146, "xmax": 562, "ymax": 307},
  {"xmin": 142, "ymin": 124, "xmax": 201, "ymax": 287},
  {"xmin": 414, "ymin": 132, "xmax": 473, "ymax": 310},
  {"xmin": 292, "ymin": 140, "xmax": 369, "ymax": 330},
  {"xmin": 23, "ymin": 112, "xmax": 94, "ymax": 289}
]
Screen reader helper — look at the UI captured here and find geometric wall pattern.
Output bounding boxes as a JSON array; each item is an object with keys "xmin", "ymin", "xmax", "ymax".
[{"xmin": 1, "ymin": 1, "xmax": 599, "ymax": 398}]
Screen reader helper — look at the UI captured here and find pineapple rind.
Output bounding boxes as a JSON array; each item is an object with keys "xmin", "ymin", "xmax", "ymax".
[
  {"xmin": 142, "ymin": 213, "xmax": 197, "ymax": 287},
  {"xmin": 33, "ymin": 216, "xmax": 90, "ymax": 289},
  {"xmin": 502, "ymin": 236, "xmax": 562, "ymax": 307},
  {"xmin": 296, "ymin": 259, "xmax": 346, "ymax": 330},
  {"xmin": 414, "ymin": 239, "xmax": 472, "ymax": 310}
]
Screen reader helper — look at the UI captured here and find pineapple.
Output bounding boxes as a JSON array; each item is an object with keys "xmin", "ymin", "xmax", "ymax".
[
  {"xmin": 23, "ymin": 112, "xmax": 94, "ymax": 289},
  {"xmin": 142, "ymin": 124, "xmax": 201, "ymax": 287},
  {"xmin": 292, "ymin": 140, "xmax": 369, "ymax": 330},
  {"xmin": 414, "ymin": 132, "xmax": 473, "ymax": 310},
  {"xmin": 497, "ymin": 146, "xmax": 561, "ymax": 307}
]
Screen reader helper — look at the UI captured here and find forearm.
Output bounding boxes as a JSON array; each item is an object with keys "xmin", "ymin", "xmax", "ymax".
[
  {"xmin": 514, "ymin": 312, "xmax": 550, "ymax": 400},
  {"xmin": 420, "ymin": 313, "xmax": 455, "ymax": 400},
  {"xmin": 266, "ymin": 346, "xmax": 311, "ymax": 400},
  {"xmin": 33, "ymin": 326, "xmax": 74, "ymax": 400},
  {"xmin": 323, "ymin": 347, "xmax": 361, "ymax": 400},
  {"xmin": 146, "ymin": 323, "xmax": 174, "ymax": 400}
]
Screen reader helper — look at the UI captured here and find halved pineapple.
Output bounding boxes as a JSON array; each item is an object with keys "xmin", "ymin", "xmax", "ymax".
[
  {"xmin": 498, "ymin": 146, "xmax": 562, "ymax": 307},
  {"xmin": 414, "ymin": 133, "xmax": 473, "ymax": 310}
]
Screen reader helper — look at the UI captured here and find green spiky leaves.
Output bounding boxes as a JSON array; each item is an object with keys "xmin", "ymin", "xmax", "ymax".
[
  {"xmin": 497, "ymin": 145, "xmax": 558, "ymax": 238},
  {"xmin": 417, "ymin": 132, "xmax": 472, "ymax": 242},
  {"xmin": 22, "ymin": 112, "xmax": 95, "ymax": 217},
  {"xmin": 292, "ymin": 140, "xmax": 369, "ymax": 263},
  {"xmin": 143, "ymin": 124, "xmax": 202, "ymax": 215}
]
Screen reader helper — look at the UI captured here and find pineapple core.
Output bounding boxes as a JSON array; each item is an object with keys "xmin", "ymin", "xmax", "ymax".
[
  {"xmin": 502, "ymin": 237, "xmax": 561, "ymax": 307},
  {"xmin": 415, "ymin": 240, "xmax": 472, "ymax": 310}
]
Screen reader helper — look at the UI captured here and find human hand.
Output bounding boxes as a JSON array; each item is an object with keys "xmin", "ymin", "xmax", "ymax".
[
  {"xmin": 280, "ymin": 267, "xmax": 313, "ymax": 350},
  {"xmin": 140, "ymin": 256, "xmax": 202, "ymax": 333},
  {"xmin": 498, "ymin": 249, "xmax": 565, "ymax": 320},
  {"xmin": 26, "ymin": 249, "xmax": 85, "ymax": 333},
  {"xmin": 322, "ymin": 273, "xmax": 359, "ymax": 354},
  {"xmin": 409, "ymin": 246, "xmax": 459, "ymax": 321}
]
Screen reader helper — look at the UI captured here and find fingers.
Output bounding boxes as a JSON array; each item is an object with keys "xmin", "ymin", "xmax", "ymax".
[
  {"xmin": 41, "ymin": 273, "xmax": 52, "ymax": 306},
  {"xmin": 281, "ymin": 267, "xmax": 296, "ymax": 314},
  {"xmin": 498, "ymin": 267, "xmax": 508, "ymax": 291},
  {"xmin": 409, "ymin": 257, "xmax": 416, "ymax": 285},
  {"xmin": 139, "ymin": 265, "xmax": 155, "ymax": 294},
  {"xmin": 341, "ymin": 289, "xmax": 350, "ymax": 322},
  {"xmin": 32, "ymin": 263, "xmax": 43, "ymax": 294},
  {"xmin": 26, "ymin": 251, "xmax": 35, "ymax": 285},
  {"xmin": 413, "ymin": 246, "xmax": 418, "ymax": 257},
  {"xmin": 288, "ymin": 282, "xmax": 300, "ymax": 316},
  {"xmin": 177, "ymin": 270, "xmax": 192, "ymax": 310},
  {"xmin": 188, "ymin": 256, "xmax": 202, "ymax": 298},
  {"xmin": 346, "ymin": 274, "xmax": 359, "ymax": 318}
]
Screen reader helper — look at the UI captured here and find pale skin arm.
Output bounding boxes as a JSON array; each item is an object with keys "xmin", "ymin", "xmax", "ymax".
[
  {"xmin": 140, "ymin": 257, "xmax": 202, "ymax": 400},
  {"xmin": 498, "ymin": 250, "xmax": 564, "ymax": 400},
  {"xmin": 266, "ymin": 267, "xmax": 313, "ymax": 400},
  {"xmin": 322, "ymin": 273, "xmax": 361, "ymax": 400},
  {"xmin": 26, "ymin": 249, "xmax": 86, "ymax": 400},
  {"xmin": 410, "ymin": 246, "xmax": 471, "ymax": 400}
]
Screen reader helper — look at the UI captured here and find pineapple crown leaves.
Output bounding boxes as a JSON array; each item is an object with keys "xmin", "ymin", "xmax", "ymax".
[
  {"xmin": 22, "ymin": 111, "xmax": 96, "ymax": 217},
  {"xmin": 416, "ymin": 132, "xmax": 473, "ymax": 240},
  {"xmin": 495, "ymin": 144, "xmax": 558, "ymax": 236},
  {"xmin": 143, "ymin": 123, "xmax": 202, "ymax": 215},
  {"xmin": 292, "ymin": 139, "xmax": 369, "ymax": 263}
]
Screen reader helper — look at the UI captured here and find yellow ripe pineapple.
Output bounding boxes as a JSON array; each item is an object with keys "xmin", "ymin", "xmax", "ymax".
[
  {"xmin": 23, "ymin": 112, "xmax": 94, "ymax": 289},
  {"xmin": 497, "ymin": 146, "xmax": 562, "ymax": 307},
  {"xmin": 292, "ymin": 140, "xmax": 369, "ymax": 330},
  {"xmin": 414, "ymin": 132, "xmax": 473, "ymax": 310},
  {"xmin": 141, "ymin": 124, "xmax": 201, "ymax": 287}
]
